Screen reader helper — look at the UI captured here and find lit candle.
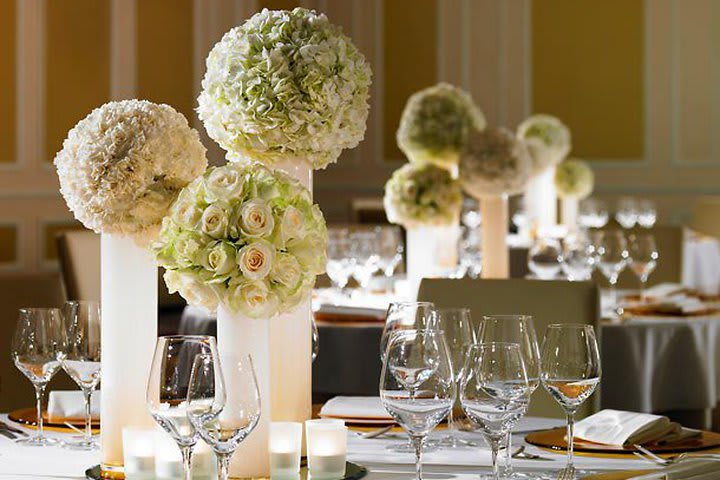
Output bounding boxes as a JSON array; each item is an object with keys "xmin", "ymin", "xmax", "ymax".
[
  {"xmin": 305, "ymin": 420, "xmax": 347, "ymax": 479},
  {"xmin": 269, "ymin": 422, "xmax": 302, "ymax": 478},
  {"xmin": 122, "ymin": 427, "xmax": 155, "ymax": 480}
]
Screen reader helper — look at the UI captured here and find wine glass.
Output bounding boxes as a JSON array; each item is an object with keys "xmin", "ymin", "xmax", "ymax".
[
  {"xmin": 528, "ymin": 237, "xmax": 564, "ymax": 280},
  {"xmin": 326, "ymin": 228, "xmax": 354, "ymax": 295},
  {"xmin": 187, "ymin": 353, "xmax": 260, "ymax": 480},
  {"xmin": 461, "ymin": 197, "xmax": 482, "ymax": 229},
  {"xmin": 431, "ymin": 308, "xmax": 475, "ymax": 448},
  {"xmin": 637, "ymin": 200, "xmax": 657, "ymax": 228},
  {"xmin": 11, "ymin": 308, "xmax": 65, "ymax": 446},
  {"xmin": 380, "ymin": 301, "xmax": 435, "ymax": 362},
  {"xmin": 375, "ymin": 226, "xmax": 404, "ymax": 279},
  {"xmin": 477, "ymin": 315, "xmax": 540, "ymax": 478},
  {"xmin": 628, "ymin": 234, "xmax": 659, "ymax": 301},
  {"xmin": 541, "ymin": 324, "xmax": 601, "ymax": 479},
  {"xmin": 615, "ymin": 197, "xmax": 639, "ymax": 229},
  {"xmin": 460, "ymin": 343, "xmax": 531, "ymax": 480},
  {"xmin": 59, "ymin": 301, "xmax": 101, "ymax": 450},
  {"xmin": 579, "ymin": 199, "xmax": 609, "ymax": 229},
  {"xmin": 380, "ymin": 330, "xmax": 455, "ymax": 480},
  {"xmin": 595, "ymin": 231, "xmax": 629, "ymax": 307},
  {"xmin": 562, "ymin": 238, "xmax": 595, "ymax": 281},
  {"xmin": 349, "ymin": 230, "xmax": 380, "ymax": 292},
  {"xmin": 147, "ymin": 336, "xmax": 219, "ymax": 480}
]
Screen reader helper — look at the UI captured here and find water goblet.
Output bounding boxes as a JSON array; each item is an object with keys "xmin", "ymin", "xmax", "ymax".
[
  {"xmin": 380, "ymin": 301, "xmax": 436, "ymax": 362},
  {"xmin": 579, "ymin": 199, "xmax": 609, "ymax": 229},
  {"xmin": 637, "ymin": 200, "xmax": 657, "ymax": 228},
  {"xmin": 628, "ymin": 234, "xmax": 659, "ymax": 301},
  {"xmin": 528, "ymin": 237, "xmax": 563, "ymax": 280},
  {"xmin": 374, "ymin": 226, "xmax": 404, "ymax": 280},
  {"xmin": 541, "ymin": 324, "xmax": 601, "ymax": 479},
  {"xmin": 326, "ymin": 228, "xmax": 354, "ymax": 295},
  {"xmin": 616, "ymin": 197, "xmax": 639, "ymax": 229},
  {"xmin": 349, "ymin": 230, "xmax": 380, "ymax": 292},
  {"xmin": 12, "ymin": 307, "xmax": 65, "ymax": 446},
  {"xmin": 595, "ymin": 231, "xmax": 629, "ymax": 307},
  {"xmin": 562, "ymin": 238, "xmax": 595, "ymax": 281}
]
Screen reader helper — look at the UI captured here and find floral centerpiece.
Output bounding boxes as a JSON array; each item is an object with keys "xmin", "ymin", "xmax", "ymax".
[
  {"xmin": 154, "ymin": 162, "xmax": 328, "ymax": 316},
  {"xmin": 555, "ymin": 158, "xmax": 594, "ymax": 230},
  {"xmin": 396, "ymin": 83, "xmax": 485, "ymax": 169},
  {"xmin": 198, "ymin": 7, "xmax": 372, "ymax": 170},
  {"xmin": 54, "ymin": 99, "xmax": 208, "ymax": 474}
]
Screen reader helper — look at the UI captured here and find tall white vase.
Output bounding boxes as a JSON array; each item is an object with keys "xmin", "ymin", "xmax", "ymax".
[
  {"xmin": 100, "ymin": 234, "xmax": 157, "ymax": 477},
  {"xmin": 217, "ymin": 304, "xmax": 271, "ymax": 478},
  {"xmin": 524, "ymin": 167, "xmax": 558, "ymax": 234},
  {"xmin": 561, "ymin": 197, "xmax": 579, "ymax": 232},
  {"xmin": 406, "ymin": 225, "xmax": 460, "ymax": 295},
  {"xmin": 480, "ymin": 195, "xmax": 509, "ymax": 279}
]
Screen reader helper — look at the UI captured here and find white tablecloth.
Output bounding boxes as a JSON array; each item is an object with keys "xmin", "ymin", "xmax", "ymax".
[
  {"xmin": 683, "ymin": 230, "xmax": 720, "ymax": 295},
  {"xmin": 0, "ymin": 415, "xmax": 660, "ymax": 479}
]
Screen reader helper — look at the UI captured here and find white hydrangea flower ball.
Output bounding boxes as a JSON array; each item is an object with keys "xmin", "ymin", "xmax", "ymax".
[
  {"xmin": 555, "ymin": 158, "xmax": 594, "ymax": 199},
  {"xmin": 516, "ymin": 114, "xmax": 571, "ymax": 174},
  {"xmin": 54, "ymin": 99, "xmax": 208, "ymax": 242},
  {"xmin": 198, "ymin": 8, "xmax": 372, "ymax": 170}
]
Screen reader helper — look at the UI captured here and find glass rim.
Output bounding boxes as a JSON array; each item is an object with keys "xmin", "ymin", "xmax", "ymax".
[
  {"xmin": 64, "ymin": 300, "xmax": 100, "ymax": 306},
  {"xmin": 469, "ymin": 341, "xmax": 523, "ymax": 350},
  {"xmin": 482, "ymin": 314, "xmax": 532, "ymax": 321},
  {"xmin": 546, "ymin": 323, "xmax": 595, "ymax": 330},
  {"xmin": 158, "ymin": 334, "xmax": 216, "ymax": 343},
  {"xmin": 388, "ymin": 301, "xmax": 434, "ymax": 307},
  {"xmin": 19, "ymin": 307, "xmax": 61, "ymax": 314}
]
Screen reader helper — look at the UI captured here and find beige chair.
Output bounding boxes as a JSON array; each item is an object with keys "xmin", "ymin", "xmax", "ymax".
[
  {"xmin": 0, "ymin": 273, "xmax": 76, "ymax": 412},
  {"xmin": 418, "ymin": 278, "xmax": 600, "ymax": 419},
  {"xmin": 689, "ymin": 196, "xmax": 720, "ymax": 239}
]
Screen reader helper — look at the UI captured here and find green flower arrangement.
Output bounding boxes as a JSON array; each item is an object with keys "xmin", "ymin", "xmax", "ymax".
[
  {"xmin": 516, "ymin": 114, "xmax": 571, "ymax": 174},
  {"xmin": 555, "ymin": 158, "xmax": 594, "ymax": 199}
]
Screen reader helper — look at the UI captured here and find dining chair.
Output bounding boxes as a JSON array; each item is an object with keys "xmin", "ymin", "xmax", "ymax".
[{"xmin": 418, "ymin": 278, "xmax": 601, "ymax": 420}]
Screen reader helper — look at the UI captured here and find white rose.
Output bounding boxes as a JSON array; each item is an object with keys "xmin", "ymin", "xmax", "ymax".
[
  {"xmin": 174, "ymin": 232, "xmax": 205, "ymax": 267},
  {"xmin": 164, "ymin": 270, "xmax": 219, "ymax": 312},
  {"xmin": 281, "ymin": 206, "xmax": 305, "ymax": 243},
  {"xmin": 240, "ymin": 199, "xmax": 275, "ymax": 238},
  {"xmin": 200, "ymin": 242, "xmax": 236, "ymax": 277},
  {"xmin": 201, "ymin": 203, "xmax": 229, "ymax": 238},
  {"xmin": 204, "ymin": 167, "xmax": 244, "ymax": 202},
  {"xmin": 171, "ymin": 191, "xmax": 203, "ymax": 229},
  {"xmin": 270, "ymin": 253, "xmax": 302, "ymax": 290},
  {"xmin": 227, "ymin": 280, "xmax": 279, "ymax": 318},
  {"xmin": 237, "ymin": 241, "xmax": 275, "ymax": 280}
]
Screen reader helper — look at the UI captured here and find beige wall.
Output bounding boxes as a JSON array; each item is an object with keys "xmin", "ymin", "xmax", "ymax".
[{"xmin": 1, "ymin": 0, "xmax": 719, "ymax": 274}]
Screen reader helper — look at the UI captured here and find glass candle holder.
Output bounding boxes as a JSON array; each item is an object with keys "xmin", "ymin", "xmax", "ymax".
[
  {"xmin": 305, "ymin": 420, "xmax": 347, "ymax": 479},
  {"xmin": 270, "ymin": 422, "xmax": 303, "ymax": 478},
  {"xmin": 122, "ymin": 428, "xmax": 155, "ymax": 480}
]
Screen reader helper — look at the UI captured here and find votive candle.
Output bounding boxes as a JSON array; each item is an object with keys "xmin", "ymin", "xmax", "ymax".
[
  {"xmin": 305, "ymin": 420, "xmax": 347, "ymax": 479},
  {"xmin": 270, "ymin": 422, "xmax": 303, "ymax": 478},
  {"xmin": 122, "ymin": 427, "xmax": 155, "ymax": 480}
]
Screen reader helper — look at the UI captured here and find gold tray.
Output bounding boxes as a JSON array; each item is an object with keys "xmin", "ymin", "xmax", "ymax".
[{"xmin": 8, "ymin": 407, "xmax": 99, "ymax": 433}]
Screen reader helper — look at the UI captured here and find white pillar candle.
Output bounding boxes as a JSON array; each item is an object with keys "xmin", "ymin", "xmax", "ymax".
[
  {"xmin": 270, "ymin": 422, "xmax": 303, "ymax": 477},
  {"xmin": 122, "ymin": 428, "xmax": 155, "ymax": 480},
  {"xmin": 406, "ymin": 225, "xmax": 460, "ymax": 295},
  {"xmin": 561, "ymin": 197, "xmax": 579, "ymax": 232},
  {"xmin": 305, "ymin": 421, "xmax": 347, "ymax": 479},
  {"xmin": 524, "ymin": 166, "xmax": 558, "ymax": 231},
  {"xmin": 480, "ymin": 194, "xmax": 510, "ymax": 279}
]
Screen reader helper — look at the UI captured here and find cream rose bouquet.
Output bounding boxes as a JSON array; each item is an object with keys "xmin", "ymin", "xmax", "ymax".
[
  {"xmin": 383, "ymin": 163, "xmax": 463, "ymax": 229},
  {"xmin": 397, "ymin": 83, "xmax": 486, "ymax": 168},
  {"xmin": 555, "ymin": 158, "xmax": 594, "ymax": 199},
  {"xmin": 198, "ymin": 8, "xmax": 372, "ymax": 170},
  {"xmin": 153, "ymin": 162, "xmax": 327, "ymax": 317},
  {"xmin": 516, "ymin": 114, "xmax": 571, "ymax": 174}
]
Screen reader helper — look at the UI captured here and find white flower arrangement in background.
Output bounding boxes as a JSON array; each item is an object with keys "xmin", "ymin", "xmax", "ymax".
[
  {"xmin": 198, "ymin": 8, "xmax": 372, "ymax": 170},
  {"xmin": 516, "ymin": 113, "xmax": 571, "ymax": 174},
  {"xmin": 54, "ymin": 99, "xmax": 208, "ymax": 243},
  {"xmin": 383, "ymin": 162, "xmax": 463, "ymax": 229},
  {"xmin": 154, "ymin": 162, "xmax": 328, "ymax": 317},
  {"xmin": 396, "ymin": 83, "xmax": 486, "ymax": 168},
  {"xmin": 459, "ymin": 126, "xmax": 533, "ymax": 198},
  {"xmin": 555, "ymin": 158, "xmax": 594, "ymax": 199}
]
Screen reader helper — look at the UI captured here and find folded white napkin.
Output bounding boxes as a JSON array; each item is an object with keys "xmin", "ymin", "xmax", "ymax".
[
  {"xmin": 320, "ymin": 396, "xmax": 392, "ymax": 420},
  {"xmin": 47, "ymin": 390, "xmax": 100, "ymax": 422},
  {"xmin": 644, "ymin": 283, "xmax": 685, "ymax": 299},
  {"xmin": 631, "ymin": 459, "xmax": 720, "ymax": 479},
  {"xmin": 574, "ymin": 410, "xmax": 700, "ymax": 446}
]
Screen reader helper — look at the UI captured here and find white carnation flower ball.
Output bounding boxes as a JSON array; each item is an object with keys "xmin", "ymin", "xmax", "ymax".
[
  {"xmin": 555, "ymin": 158, "xmax": 594, "ymax": 199},
  {"xmin": 516, "ymin": 113, "xmax": 571, "ymax": 174},
  {"xmin": 198, "ymin": 8, "xmax": 372, "ymax": 170},
  {"xmin": 54, "ymin": 99, "xmax": 208, "ymax": 242}
]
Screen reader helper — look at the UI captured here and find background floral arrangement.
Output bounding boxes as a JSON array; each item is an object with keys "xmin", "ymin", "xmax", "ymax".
[
  {"xmin": 154, "ymin": 162, "xmax": 328, "ymax": 317},
  {"xmin": 54, "ymin": 99, "xmax": 208, "ymax": 242},
  {"xmin": 459, "ymin": 126, "xmax": 533, "ymax": 198},
  {"xmin": 383, "ymin": 162, "xmax": 463, "ymax": 229},
  {"xmin": 197, "ymin": 7, "xmax": 372, "ymax": 170},
  {"xmin": 516, "ymin": 113, "xmax": 571, "ymax": 175},
  {"xmin": 555, "ymin": 158, "xmax": 594, "ymax": 199},
  {"xmin": 396, "ymin": 83, "xmax": 486, "ymax": 168}
]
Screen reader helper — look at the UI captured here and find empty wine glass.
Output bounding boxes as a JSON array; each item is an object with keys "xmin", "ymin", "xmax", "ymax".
[
  {"xmin": 349, "ymin": 230, "xmax": 380, "ymax": 292},
  {"xmin": 477, "ymin": 315, "xmax": 540, "ymax": 478},
  {"xmin": 628, "ymin": 234, "xmax": 659, "ymax": 301},
  {"xmin": 562, "ymin": 238, "xmax": 595, "ymax": 281},
  {"xmin": 375, "ymin": 226, "xmax": 404, "ymax": 279},
  {"xmin": 380, "ymin": 301, "xmax": 436, "ymax": 362},
  {"xmin": 637, "ymin": 200, "xmax": 657, "ymax": 228},
  {"xmin": 187, "ymin": 353, "xmax": 260, "ymax": 480},
  {"xmin": 461, "ymin": 343, "xmax": 531, "ymax": 480},
  {"xmin": 147, "ymin": 336, "xmax": 219, "ymax": 480},
  {"xmin": 380, "ymin": 330, "xmax": 455, "ymax": 480},
  {"xmin": 579, "ymin": 199, "xmax": 609, "ymax": 229},
  {"xmin": 528, "ymin": 237, "xmax": 563, "ymax": 279},
  {"xmin": 616, "ymin": 197, "xmax": 639, "ymax": 229},
  {"xmin": 59, "ymin": 301, "xmax": 101, "ymax": 450},
  {"xmin": 431, "ymin": 308, "xmax": 475, "ymax": 448},
  {"xmin": 12, "ymin": 308, "xmax": 65, "ymax": 446},
  {"xmin": 595, "ymin": 231, "xmax": 629, "ymax": 307},
  {"xmin": 461, "ymin": 197, "xmax": 482, "ymax": 229},
  {"xmin": 326, "ymin": 228, "xmax": 354, "ymax": 295},
  {"xmin": 541, "ymin": 325, "xmax": 601, "ymax": 479}
]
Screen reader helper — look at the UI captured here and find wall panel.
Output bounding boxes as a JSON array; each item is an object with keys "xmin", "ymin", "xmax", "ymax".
[{"xmin": 0, "ymin": 0, "xmax": 16, "ymax": 165}]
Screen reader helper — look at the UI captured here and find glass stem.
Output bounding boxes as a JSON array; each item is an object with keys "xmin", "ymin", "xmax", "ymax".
[
  {"xmin": 411, "ymin": 435, "xmax": 424, "ymax": 480},
  {"xmin": 503, "ymin": 432, "xmax": 513, "ymax": 476},
  {"xmin": 180, "ymin": 444, "xmax": 194, "ymax": 480},
  {"xmin": 447, "ymin": 405, "xmax": 456, "ymax": 442},
  {"xmin": 489, "ymin": 437, "xmax": 501, "ymax": 480},
  {"xmin": 566, "ymin": 411, "xmax": 575, "ymax": 471},
  {"xmin": 34, "ymin": 384, "xmax": 45, "ymax": 440},
  {"xmin": 83, "ymin": 388, "xmax": 93, "ymax": 443},
  {"xmin": 217, "ymin": 451, "xmax": 231, "ymax": 480}
]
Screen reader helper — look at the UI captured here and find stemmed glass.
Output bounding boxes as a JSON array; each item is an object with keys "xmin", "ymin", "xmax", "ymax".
[
  {"xmin": 578, "ymin": 199, "xmax": 609, "ymax": 229},
  {"xmin": 628, "ymin": 234, "xmax": 659, "ymax": 301},
  {"xmin": 595, "ymin": 231, "xmax": 629, "ymax": 307},
  {"xmin": 147, "ymin": 336, "xmax": 219, "ymax": 480},
  {"xmin": 59, "ymin": 300, "xmax": 101, "ymax": 450},
  {"xmin": 616, "ymin": 197, "xmax": 639, "ymax": 229},
  {"xmin": 326, "ymin": 228, "xmax": 354, "ymax": 295},
  {"xmin": 637, "ymin": 200, "xmax": 657, "ymax": 228},
  {"xmin": 528, "ymin": 237, "xmax": 564, "ymax": 280},
  {"xmin": 380, "ymin": 330, "xmax": 455, "ymax": 480},
  {"xmin": 477, "ymin": 315, "xmax": 540, "ymax": 478},
  {"xmin": 562, "ymin": 238, "xmax": 595, "ymax": 281},
  {"xmin": 460, "ymin": 343, "xmax": 532, "ymax": 480},
  {"xmin": 12, "ymin": 308, "xmax": 65, "ymax": 446},
  {"xmin": 187, "ymin": 353, "xmax": 260, "ymax": 480},
  {"xmin": 431, "ymin": 308, "xmax": 475, "ymax": 448},
  {"xmin": 380, "ymin": 301, "xmax": 436, "ymax": 362},
  {"xmin": 374, "ymin": 226, "xmax": 404, "ymax": 280},
  {"xmin": 541, "ymin": 324, "xmax": 601, "ymax": 479},
  {"xmin": 349, "ymin": 230, "xmax": 380, "ymax": 293}
]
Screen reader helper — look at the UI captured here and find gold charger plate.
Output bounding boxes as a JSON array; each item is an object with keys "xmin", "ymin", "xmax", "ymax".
[
  {"xmin": 526, "ymin": 428, "xmax": 720, "ymax": 454},
  {"xmin": 581, "ymin": 472, "xmax": 652, "ymax": 480},
  {"xmin": 8, "ymin": 407, "xmax": 99, "ymax": 432}
]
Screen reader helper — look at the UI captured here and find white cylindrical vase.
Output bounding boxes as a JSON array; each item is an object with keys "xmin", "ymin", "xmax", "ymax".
[
  {"xmin": 480, "ymin": 195, "xmax": 509, "ymax": 279},
  {"xmin": 217, "ymin": 304, "xmax": 271, "ymax": 478},
  {"xmin": 406, "ymin": 225, "xmax": 460, "ymax": 295},
  {"xmin": 524, "ymin": 166, "xmax": 558, "ymax": 233},
  {"xmin": 561, "ymin": 197, "xmax": 579, "ymax": 232},
  {"xmin": 100, "ymin": 234, "xmax": 158, "ymax": 477}
]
